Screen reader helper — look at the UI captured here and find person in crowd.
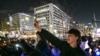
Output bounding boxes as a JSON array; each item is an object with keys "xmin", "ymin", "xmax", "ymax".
[
  {"xmin": 20, "ymin": 39, "xmax": 45, "ymax": 56},
  {"xmin": 36, "ymin": 32, "xmax": 52, "ymax": 56},
  {"xmin": 87, "ymin": 34, "xmax": 93, "ymax": 49},
  {"xmin": 0, "ymin": 36, "xmax": 11, "ymax": 56},
  {"xmin": 80, "ymin": 36, "xmax": 87, "ymax": 50},
  {"xmin": 49, "ymin": 42, "xmax": 60, "ymax": 56},
  {"xmin": 34, "ymin": 21, "xmax": 85, "ymax": 56},
  {"xmin": 80, "ymin": 36, "xmax": 92, "ymax": 56}
]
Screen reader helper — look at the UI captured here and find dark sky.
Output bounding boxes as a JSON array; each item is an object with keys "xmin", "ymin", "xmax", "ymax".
[{"xmin": 0, "ymin": 0, "xmax": 100, "ymax": 27}]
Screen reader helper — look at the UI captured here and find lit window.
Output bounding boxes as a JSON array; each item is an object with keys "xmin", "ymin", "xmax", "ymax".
[{"xmin": 36, "ymin": 8, "xmax": 49, "ymax": 13}]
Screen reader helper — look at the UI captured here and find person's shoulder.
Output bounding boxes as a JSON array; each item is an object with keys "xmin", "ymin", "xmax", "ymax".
[{"xmin": 62, "ymin": 41, "xmax": 70, "ymax": 47}]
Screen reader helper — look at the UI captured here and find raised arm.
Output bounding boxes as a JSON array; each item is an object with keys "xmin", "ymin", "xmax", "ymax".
[
  {"xmin": 37, "ymin": 29, "xmax": 63, "ymax": 49},
  {"xmin": 34, "ymin": 20, "xmax": 63, "ymax": 49}
]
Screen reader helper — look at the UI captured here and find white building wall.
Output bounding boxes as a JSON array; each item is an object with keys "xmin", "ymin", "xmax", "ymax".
[
  {"xmin": 34, "ymin": 3, "xmax": 70, "ymax": 38},
  {"xmin": 11, "ymin": 13, "xmax": 34, "ymax": 33}
]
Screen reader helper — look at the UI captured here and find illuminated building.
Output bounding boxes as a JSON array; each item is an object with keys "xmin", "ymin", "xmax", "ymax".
[
  {"xmin": 9, "ymin": 13, "xmax": 34, "ymax": 34},
  {"xmin": 34, "ymin": 3, "xmax": 70, "ymax": 38}
]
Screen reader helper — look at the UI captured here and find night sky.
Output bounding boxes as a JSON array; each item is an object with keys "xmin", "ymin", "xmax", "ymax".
[{"xmin": 0, "ymin": 0, "xmax": 100, "ymax": 27}]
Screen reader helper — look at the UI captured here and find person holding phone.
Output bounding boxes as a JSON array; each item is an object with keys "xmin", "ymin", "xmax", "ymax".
[{"xmin": 34, "ymin": 20, "xmax": 85, "ymax": 56}]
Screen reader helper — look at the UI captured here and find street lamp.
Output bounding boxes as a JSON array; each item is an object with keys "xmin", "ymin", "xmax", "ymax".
[
  {"xmin": 6, "ymin": 22, "xmax": 11, "ymax": 31},
  {"xmin": 85, "ymin": 26, "xmax": 88, "ymax": 29},
  {"xmin": 6, "ymin": 22, "xmax": 10, "ymax": 25},
  {"xmin": 1, "ymin": 21, "xmax": 11, "ymax": 36},
  {"xmin": 1, "ymin": 21, "xmax": 10, "ymax": 31},
  {"xmin": 73, "ymin": 21, "xmax": 76, "ymax": 24}
]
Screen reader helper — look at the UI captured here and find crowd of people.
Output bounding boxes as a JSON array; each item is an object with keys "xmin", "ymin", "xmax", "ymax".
[
  {"xmin": 0, "ymin": 21, "xmax": 100, "ymax": 56},
  {"xmin": 0, "ymin": 34, "xmax": 60, "ymax": 56}
]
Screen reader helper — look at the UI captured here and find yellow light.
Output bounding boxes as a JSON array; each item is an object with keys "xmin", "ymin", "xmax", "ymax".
[
  {"xmin": 25, "ymin": 17, "xmax": 29, "ymax": 21},
  {"xmin": 6, "ymin": 22, "xmax": 10, "ymax": 25},
  {"xmin": 50, "ymin": 24, "xmax": 53, "ymax": 27}
]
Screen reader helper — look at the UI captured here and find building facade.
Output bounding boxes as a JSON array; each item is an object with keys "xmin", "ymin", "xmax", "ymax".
[
  {"xmin": 34, "ymin": 3, "xmax": 70, "ymax": 38},
  {"xmin": 9, "ymin": 13, "xmax": 34, "ymax": 34}
]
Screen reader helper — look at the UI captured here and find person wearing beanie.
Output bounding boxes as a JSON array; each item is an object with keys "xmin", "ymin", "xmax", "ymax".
[{"xmin": 34, "ymin": 21, "xmax": 85, "ymax": 56}]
